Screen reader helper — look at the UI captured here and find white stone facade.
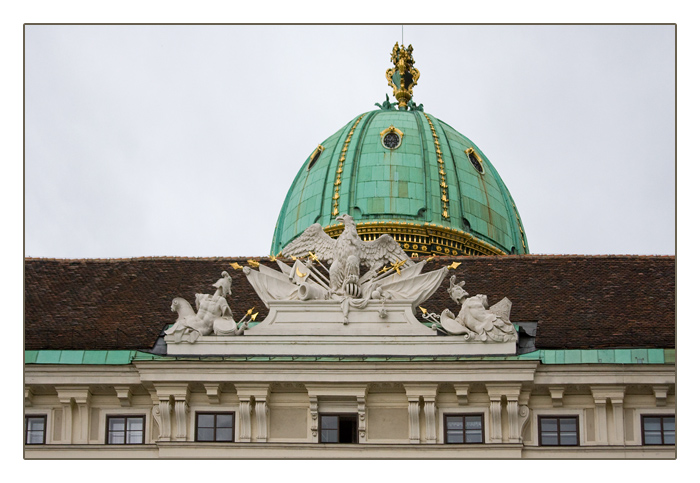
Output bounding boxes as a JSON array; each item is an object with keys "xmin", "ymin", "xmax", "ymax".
[{"xmin": 24, "ymin": 359, "xmax": 675, "ymax": 458}]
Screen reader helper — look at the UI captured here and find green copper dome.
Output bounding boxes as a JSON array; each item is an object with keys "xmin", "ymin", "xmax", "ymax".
[{"xmin": 271, "ymin": 43, "xmax": 528, "ymax": 257}]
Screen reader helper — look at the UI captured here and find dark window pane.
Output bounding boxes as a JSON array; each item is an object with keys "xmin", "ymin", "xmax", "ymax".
[
  {"xmin": 28, "ymin": 431, "xmax": 44, "ymax": 444},
  {"xmin": 465, "ymin": 417, "xmax": 482, "ymax": 429},
  {"xmin": 644, "ymin": 417, "xmax": 661, "ymax": 431},
  {"xmin": 541, "ymin": 433, "xmax": 559, "ymax": 445},
  {"xmin": 540, "ymin": 419, "xmax": 558, "ymax": 432},
  {"xmin": 446, "ymin": 416, "xmax": 464, "ymax": 430},
  {"xmin": 663, "ymin": 418, "xmax": 675, "ymax": 431},
  {"xmin": 321, "ymin": 429, "xmax": 338, "ymax": 442},
  {"xmin": 321, "ymin": 416, "xmax": 338, "ymax": 430},
  {"xmin": 198, "ymin": 427, "xmax": 215, "ymax": 441},
  {"xmin": 127, "ymin": 430, "xmax": 143, "ymax": 444},
  {"xmin": 127, "ymin": 418, "xmax": 143, "ymax": 431},
  {"xmin": 645, "ymin": 431, "xmax": 662, "ymax": 445},
  {"xmin": 466, "ymin": 430, "xmax": 483, "ymax": 443},
  {"xmin": 217, "ymin": 414, "xmax": 233, "ymax": 428},
  {"xmin": 446, "ymin": 431, "xmax": 464, "ymax": 443},
  {"xmin": 198, "ymin": 414, "xmax": 215, "ymax": 428},
  {"xmin": 28, "ymin": 418, "xmax": 45, "ymax": 431},
  {"xmin": 559, "ymin": 432, "xmax": 578, "ymax": 445},
  {"xmin": 664, "ymin": 432, "xmax": 675, "ymax": 445},
  {"xmin": 559, "ymin": 419, "xmax": 577, "ymax": 432},
  {"xmin": 108, "ymin": 432, "xmax": 125, "ymax": 444},
  {"xmin": 216, "ymin": 427, "xmax": 233, "ymax": 442},
  {"xmin": 109, "ymin": 418, "xmax": 125, "ymax": 432}
]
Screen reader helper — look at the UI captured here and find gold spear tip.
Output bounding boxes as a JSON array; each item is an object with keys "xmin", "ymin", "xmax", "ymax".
[
  {"xmin": 251, "ymin": 312, "xmax": 258, "ymax": 321},
  {"xmin": 419, "ymin": 306, "xmax": 427, "ymax": 314},
  {"xmin": 246, "ymin": 307, "xmax": 255, "ymax": 315}
]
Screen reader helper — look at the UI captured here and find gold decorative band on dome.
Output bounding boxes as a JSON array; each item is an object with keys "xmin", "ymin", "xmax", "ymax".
[
  {"xmin": 423, "ymin": 114, "xmax": 450, "ymax": 220},
  {"xmin": 323, "ymin": 221, "xmax": 506, "ymax": 257},
  {"xmin": 331, "ymin": 114, "xmax": 365, "ymax": 216}
]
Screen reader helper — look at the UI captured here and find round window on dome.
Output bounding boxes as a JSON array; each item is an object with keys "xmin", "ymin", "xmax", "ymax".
[
  {"xmin": 465, "ymin": 148, "xmax": 484, "ymax": 174},
  {"xmin": 380, "ymin": 125, "xmax": 404, "ymax": 150},
  {"xmin": 307, "ymin": 144, "xmax": 325, "ymax": 170}
]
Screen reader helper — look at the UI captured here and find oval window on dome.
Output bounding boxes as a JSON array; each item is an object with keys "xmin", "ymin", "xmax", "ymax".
[
  {"xmin": 380, "ymin": 125, "xmax": 404, "ymax": 150},
  {"xmin": 465, "ymin": 148, "xmax": 484, "ymax": 174},
  {"xmin": 307, "ymin": 144, "xmax": 325, "ymax": 170}
]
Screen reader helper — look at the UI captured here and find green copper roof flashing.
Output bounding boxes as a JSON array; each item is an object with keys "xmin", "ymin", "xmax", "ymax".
[{"xmin": 25, "ymin": 349, "xmax": 674, "ymax": 365}]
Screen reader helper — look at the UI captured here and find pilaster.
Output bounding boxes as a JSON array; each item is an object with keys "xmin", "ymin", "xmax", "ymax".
[
  {"xmin": 56, "ymin": 387, "xmax": 91, "ymax": 444},
  {"xmin": 235, "ymin": 384, "xmax": 271, "ymax": 442},
  {"xmin": 590, "ymin": 386, "xmax": 626, "ymax": 445},
  {"xmin": 404, "ymin": 384, "xmax": 438, "ymax": 444},
  {"xmin": 486, "ymin": 384, "xmax": 521, "ymax": 444}
]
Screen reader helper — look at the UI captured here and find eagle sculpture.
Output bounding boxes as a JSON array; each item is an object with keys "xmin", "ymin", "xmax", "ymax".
[{"xmin": 281, "ymin": 214, "xmax": 413, "ymax": 298}]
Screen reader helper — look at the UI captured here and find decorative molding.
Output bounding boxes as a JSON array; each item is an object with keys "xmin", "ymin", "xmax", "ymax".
[
  {"xmin": 424, "ymin": 398, "xmax": 437, "ymax": 444},
  {"xmin": 173, "ymin": 400, "xmax": 189, "ymax": 441},
  {"xmin": 407, "ymin": 398, "xmax": 421, "ymax": 444},
  {"xmin": 25, "ymin": 387, "xmax": 34, "ymax": 407},
  {"xmin": 489, "ymin": 398, "xmax": 502, "ymax": 443},
  {"xmin": 357, "ymin": 396, "xmax": 367, "ymax": 443},
  {"xmin": 506, "ymin": 398, "xmax": 519, "ymax": 443},
  {"xmin": 238, "ymin": 398, "xmax": 253, "ymax": 443},
  {"xmin": 309, "ymin": 396, "xmax": 319, "ymax": 439},
  {"xmin": 255, "ymin": 400, "xmax": 269, "ymax": 442},
  {"xmin": 324, "ymin": 221, "xmax": 507, "ymax": 257}
]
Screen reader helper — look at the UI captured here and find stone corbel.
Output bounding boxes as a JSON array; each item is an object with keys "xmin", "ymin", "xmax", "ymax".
[
  {"xmin": 357, "ymin": 396, "xmax": 367, "ymax": 443},
  {"xmin": 518, "ymin": 389, "xmax": 532, "ymax": 443},
  {"xmin": 114, "ymin": 386, "xmax": 133, "ymax": 407},
  {"xmin": 453, "ymin": 383, "xmax": 470, "ymax": 406},
  {"xmin": 407, "ymin": 397, "xmax": 421, "ymax": 444},
  {"xmin": 424, "ymin": 396, "xmax": 437, "ymax": 444},
  {"xmin": 204, "ymin": 383, "xmax": 222, "ymax": 405},
  {"xmin": 652, "ymin": 386, "xmax": 668, "ymax": 407},
  {"xmin": 173, "ymin": 399, "xmax": 189, "ymax": 441},
  {"xmin": 548, "ymin": 386, "xmax": 565, "ymax": 408},
  {"xmin": 25, "ymin": 387, "xmax": 34, "ymax": 407},
  {"xmin": 238, "ymin": 397, "xmax": 254, "ymax": 443},
  {"xmin": 309, "ymin": 396, "xmax": 319, "ymax": 439}
]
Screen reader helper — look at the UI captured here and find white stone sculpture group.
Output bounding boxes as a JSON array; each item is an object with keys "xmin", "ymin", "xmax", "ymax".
[
  {"xmin": 168, "ymin": 215, "xmax": 517, "ymax": 344},
  {"xmin": 437, "ymin": 275, "xmax": 517, "ymax": 342},
  {"xmin": 166, "ymin": 271, "xmax": 248, "ymax": 343}
]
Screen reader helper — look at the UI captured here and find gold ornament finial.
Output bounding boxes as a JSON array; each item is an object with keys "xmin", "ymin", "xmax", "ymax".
[{"xmin": 386, "ymin": 42, "xmax": 420, "ymax": 110}]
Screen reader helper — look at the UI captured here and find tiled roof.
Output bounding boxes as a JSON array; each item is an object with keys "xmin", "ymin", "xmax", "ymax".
[{"xmin": 24, "ymin": 255, "xmax": 675, "ymax": 351}]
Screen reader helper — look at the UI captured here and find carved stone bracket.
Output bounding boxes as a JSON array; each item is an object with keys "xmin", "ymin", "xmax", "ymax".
[
  {"xmin": 486, "ymin": 384, "xmax": 521, "ymax": 444},
  {"xmin": 407, "ymin": 398, "xmax": 421, "ymax": 444},
  {"xmin": 549, "ymin": 386, "xmax": 565, "ymax": 408},
  {"xmin": 309, "ymin": 396, "xmax": 319, "ymax": 439},
  {"xmin": 518, "ymin": 389, "xmax": 532, "ymax": 443},
  {"xmin": 114, "ymin": 386, "xmax": 133, "ymax": 407},
  {"xmin": 238, "ymin": 398, "xmax": 253, "ymax": 443},
  {"xmin": 652, "ymin": 385, "xmax": 669, "ymax": 407},
  {"xmin": 153, "ymin": 384, "xmax": 189, "ymax": 442},
  {"xmin": 404, "ymin": 384, "xmax": 438, "ymax": 444},
  {"xmin": 424, "ymin": 397, "xmax": 437, "ymax": 444},
  {"xmin": 255, "ymin": 400, "xmax": 269, "ymax": 442},
  {"xmin": 453, "ymin": 383, "xmax": 470, "ymax": 406},
  {"xmin": 204, "ymin": 383, "xmax": 222, "ymax": 405},
  {"xmin": 25, "ymin": 387, "xmax": 34, "ymax": 407},
  {"xmin": 357, "ymin": 396, "xmax": 367, "ymax": 442}
]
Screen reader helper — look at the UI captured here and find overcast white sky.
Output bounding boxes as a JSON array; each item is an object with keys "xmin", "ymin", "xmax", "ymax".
[{"xmin": 24, "ymin": 24, "xmax": 675, "ymax": 258}]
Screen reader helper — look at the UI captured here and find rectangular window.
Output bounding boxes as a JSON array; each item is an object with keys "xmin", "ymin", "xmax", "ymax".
[
  {"xmin": 319, "ymin": 414, "xmax": 358, "ymax": 443},
  {"xmin": 195, "ymin": 413, "xmax": 235, "ymax": 442},
  {"xmin": 25, "ymin": 415, "xmax": 47, "ymax": 445},
  {"xmin": 538, "ymin": 416, "xmax": 579, "ymax": 446},
  {"xmin": 642, "ymin": 415, "xmax": 675, "ymax": 445},
  {"xmin": 444, "ymin": 414, "xmax": 484, "ymax": 444},
  {"xmin": 106, "ymin": 415, "xmax": 145, "ymax": 444}
]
